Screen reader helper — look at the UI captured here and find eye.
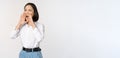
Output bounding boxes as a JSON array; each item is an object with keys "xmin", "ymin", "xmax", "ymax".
[{"xmin": 29, "ymin": 9, "xmax": 32, "ymax": 11}]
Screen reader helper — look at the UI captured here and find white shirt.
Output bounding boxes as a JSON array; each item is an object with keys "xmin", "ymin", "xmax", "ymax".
[{"xmin": 10, "ymin": 22, "xmax": 44, "ymax": 48}]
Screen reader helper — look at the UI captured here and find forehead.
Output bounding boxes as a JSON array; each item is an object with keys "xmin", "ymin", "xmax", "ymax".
[{"xmin": 25, "ymin": 5, "xmax": 33, "ymax": 10}]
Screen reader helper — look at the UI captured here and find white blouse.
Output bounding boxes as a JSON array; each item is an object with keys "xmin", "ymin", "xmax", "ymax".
[{"xmin": 10, "ymin": 22, "xmax": 44, "ymax": 48}]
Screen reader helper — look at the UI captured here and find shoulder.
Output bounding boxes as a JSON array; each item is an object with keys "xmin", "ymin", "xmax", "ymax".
[{"xmin": 35, "ymin": 22, "xmax": 45, "ymax": 28}]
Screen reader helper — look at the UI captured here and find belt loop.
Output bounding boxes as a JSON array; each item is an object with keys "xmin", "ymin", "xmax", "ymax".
[{"xmin": 32, "ymin": 48, "xmax": 33, "ymax": 52}]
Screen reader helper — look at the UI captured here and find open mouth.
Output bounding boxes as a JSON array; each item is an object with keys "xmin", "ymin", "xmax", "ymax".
[
  {"xmin": 25, "ymin": 16, "xmax": 29, "ymax": 21},
  {"xmin": 26, "ymin": 16, "xmax": 29, "ymax": 18}
]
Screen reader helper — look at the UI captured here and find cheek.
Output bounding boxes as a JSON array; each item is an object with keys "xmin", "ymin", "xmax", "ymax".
[
  {"xmin": 29, "ymin": 12, "xmax": 34, "ymax": 16},
  {"xmin": 31, "ymin": 13, "xmax": 34, "ymax": 17}
]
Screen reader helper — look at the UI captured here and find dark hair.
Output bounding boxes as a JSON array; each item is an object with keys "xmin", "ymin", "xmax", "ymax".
[{"xmin": 24, "ymin": 3, "xmax": 39, "ymax": 22}]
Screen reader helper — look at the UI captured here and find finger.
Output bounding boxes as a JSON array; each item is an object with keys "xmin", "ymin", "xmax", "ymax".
[
  {"xmin": 21, "ymin": 13, "xmax": 27, "ymax": 19},
  {"xmin": 23, "ymin": 13, "xmax": 27, "ymax": 17}
]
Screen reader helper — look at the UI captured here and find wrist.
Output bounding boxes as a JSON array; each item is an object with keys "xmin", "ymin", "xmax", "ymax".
[
  {"xmin": 30, "ymin": 22, "xmax": 36, "ymax": 29},
  {"xmin": 15, "ymin": 23, "xmax": 22, "ymax": 30}
]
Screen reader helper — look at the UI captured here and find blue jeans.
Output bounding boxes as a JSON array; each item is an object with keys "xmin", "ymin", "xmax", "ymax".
[{"xmin": 19, "ymin": 50, "xmax": 43, "ymax": 58}]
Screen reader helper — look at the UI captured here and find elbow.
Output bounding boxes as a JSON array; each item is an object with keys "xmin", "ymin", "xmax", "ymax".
[
  {"xmin": 10, "ymin": 33, "xmax": 18, "ymax": 39},
  {"xmin": 10, "ymin": 35, "xmax": 16, "ymax": 39}
]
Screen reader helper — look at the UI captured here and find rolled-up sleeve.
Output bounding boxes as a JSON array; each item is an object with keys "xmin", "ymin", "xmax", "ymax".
[{"xmin": 10, "ymin": 29, "xmax": 20, "ymax": 39}]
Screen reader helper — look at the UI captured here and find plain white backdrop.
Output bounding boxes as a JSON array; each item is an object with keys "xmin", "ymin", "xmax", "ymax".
[{"xmin": 0, "ymin": 0, "xmax": 120, "ymax": 58}]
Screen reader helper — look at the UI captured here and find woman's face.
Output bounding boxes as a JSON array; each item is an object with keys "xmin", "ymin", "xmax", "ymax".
[{"xmin": 24, "ymin": 5, "xmax": 34, "ymax": 17}]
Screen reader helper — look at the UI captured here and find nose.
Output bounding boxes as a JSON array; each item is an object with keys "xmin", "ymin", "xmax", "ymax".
[
  {"xmin": 24, "ymin": 11, "xmax": 29, "ymax": 16},
  {"xmin": 24, "ymin": 11, "xmax": 28, "ymax": 14}
]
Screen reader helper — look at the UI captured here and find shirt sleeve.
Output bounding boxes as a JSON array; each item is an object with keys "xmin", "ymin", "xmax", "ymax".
[
  {"xmin": 32, "ymin": 23, "xmax": 45, "ymax": 43},
  {"xmin": 10, "ymin": 28, "xmax": 20, "ymax": 39}
]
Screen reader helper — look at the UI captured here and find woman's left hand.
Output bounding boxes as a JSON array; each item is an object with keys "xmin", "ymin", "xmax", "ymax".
[{"xmin": 26, "ymin": 15, "xmax": 36, "ymax": 29}]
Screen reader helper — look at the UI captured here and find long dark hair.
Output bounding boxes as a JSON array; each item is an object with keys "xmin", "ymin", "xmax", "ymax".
[{"xmin": 24, "ymin": 3, "xmax": 39, "ymax": 22}]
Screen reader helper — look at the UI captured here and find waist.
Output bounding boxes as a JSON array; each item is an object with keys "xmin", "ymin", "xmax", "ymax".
[
  {"xmin": 23, "ymin": 47, "xmax": 41, "ymax": 52},
  {"xmin": 22, "ymin": 41, "xmax": 39, "ymax": 48}
]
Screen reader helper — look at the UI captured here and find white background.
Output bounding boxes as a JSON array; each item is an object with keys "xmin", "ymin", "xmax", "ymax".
[{"xmin": 0, "ymin": 0, "xmax": 120, "ymax": 58}]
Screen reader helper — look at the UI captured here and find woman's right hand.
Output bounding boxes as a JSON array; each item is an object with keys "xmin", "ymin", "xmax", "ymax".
[
  {"xmin": 15, "ymin": 12, "xmax": 27, "ymax": 30},
  {"xmin": 19, "ymin": 12, "xmax": 27, "ymax": 25}
]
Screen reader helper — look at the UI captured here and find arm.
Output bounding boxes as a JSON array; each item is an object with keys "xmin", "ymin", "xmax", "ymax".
[
  {"xmin": 33, "ymin": 23, "xmax": 45, "ymax": 42},
  {"xmin": 26, "ymin": 14, "xmax": 45, "ymax": 42},
  {"xmin": 10, "ymin": 13, "xmax": 27, "ymax": 39},
  {"xmin": 10, "ymin": 27, "xmax": 20, "ymax": 39},
  {"xmin": 10, "ymin": 22, "xmax": 23, "ymax": 39}
]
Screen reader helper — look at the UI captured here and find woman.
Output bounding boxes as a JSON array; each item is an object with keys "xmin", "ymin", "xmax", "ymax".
[{"xmin": 10, "ymin": 3, "xmax": 44, "ymax": 58}]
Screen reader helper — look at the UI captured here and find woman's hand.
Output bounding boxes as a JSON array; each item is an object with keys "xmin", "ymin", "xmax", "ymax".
[
  {"xmin": 26, "ymin": 14, "xmax": 36, "ymax": 29},
  {"xmin": 15, "ymin": 13, "xmax": 27, "ymax": 30},
  {"xmin": 20, "ymin": 13, "xmax": 27, "ymax": 25}
]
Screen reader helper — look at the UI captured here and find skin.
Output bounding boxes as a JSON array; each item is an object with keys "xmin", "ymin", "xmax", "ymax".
[{"xmin": 15, "ymin": 5, "xmax": 36, "ymax": 30}]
